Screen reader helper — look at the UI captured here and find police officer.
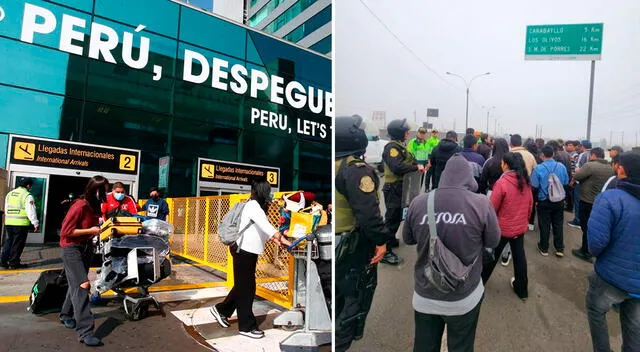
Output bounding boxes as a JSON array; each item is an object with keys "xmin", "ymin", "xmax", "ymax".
[
  {"xmin": 335, "ymin": 115, "xmax": 389, "ymax": 351},
  {"xmin": 382, "ymin": 119, "xmax": 424, "ymax": 265},
  {"xmin": 2, "ymin": 178, "xmax": 39, "ymax": 269}
]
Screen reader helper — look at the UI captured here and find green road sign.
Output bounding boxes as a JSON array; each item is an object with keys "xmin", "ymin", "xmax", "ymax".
[{"xmin": 525, "ymin": 23, "xmax": 603, "ymax": 60}]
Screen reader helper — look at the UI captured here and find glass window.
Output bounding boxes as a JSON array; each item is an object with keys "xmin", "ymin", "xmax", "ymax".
[
  {"xmin": 0, "ymin": 86, "xmax": 64, "ymax": 138},
  {"xmin": 0, "ymin": 134, "xmax": 8, "ymax": 168},
  {"xmin": 85, "ymin": 59, "xmax": 174, "ymax": 114},
  {"xmin": 242, "ymin": 98, "xmax": 296, "ymax": 137},
  {"xmin": 184, "ymin": 0, "xmax": 214, "ymax": 12},
  {"xmin": 174, "ymin": 43, "xmax": 249, "ymax": 127},
  {"xmin": 248, "ymin": 0, "xmax": 288, "ymax": 27},
  {"xmin": 179, "ymin": 5, "xmax": 246, "ymax": 60},
  {"xmin": 94, "ymin": 0, "xmax": 180, "ymax": 38},
  {"xmin": 283, "ymin": 5, "xmax": 331, "ymax": 43},
  {"xmin": 242, "ymin": 130, "xmax": 294, "ymax": 190},
  {"xmin": 47, "ymin": 0, "xmax": 94, "ymax": 13},
  {"xmin": 81, "ymin": 101, "xmax": 171, "ymax": 196},
  {"xmin": 81, "ymin": 101, "xmax": 170, "ymax": 153},
  {"xmin": 298, "ymin": 171, "xmax": 330, "ymax": 205},
  {"xmin": 88, "ymin": 19, "xmax": 179, "ymax": 78},
  {"xmin": 309, "ymin": 35, "xmax": 331, "ymax": 55},
  {"xmin": 0, "ymin": 1, "xmax": 91, "ymax": 51},
  {"xmin": 261, "ymin": 0, "xmax": 318, "ymax": 34},
  {"xmin": 299, "ymin": 139, "xmax": 330, "ymax": 173},
  {"xmin": 0, "ymin": 39, "xmax": 86, "ymax": 98},
  {"xmin": 247, "ymin": 30, "xmax": 331, "ymax": 89}
]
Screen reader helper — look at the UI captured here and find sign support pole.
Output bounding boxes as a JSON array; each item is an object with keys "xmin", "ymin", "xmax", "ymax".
[{"xmin": 586, "ymin": 60, "xmax": 596, "ymax": 141}]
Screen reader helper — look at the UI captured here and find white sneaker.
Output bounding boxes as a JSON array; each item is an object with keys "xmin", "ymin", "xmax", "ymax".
[
  {"xmin": 528, "ymin": 224, "xmax": 535, "ymax": 232},
  {"xmin": 500, "ymin": 253, "xmax": 511, "ymax": 267},
  {"xmin": 209, "ymin": 306, "xmax": 230, "ymax": 328},
  {"xmin": 239, "ymin": 330, "xmax": 265, "ymax": 339}
]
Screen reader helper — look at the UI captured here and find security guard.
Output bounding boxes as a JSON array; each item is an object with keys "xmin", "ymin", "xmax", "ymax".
[
  {"xmin": 2, "ymin": 178, "xmax": 39, "ymax": 269},
  {"xmin": 335, "ymin": 115, "xmax": 389, "ymax": 351},
  {"xmin": 382, "ymin": 119, "xmax": 423, "ymax": 265}
]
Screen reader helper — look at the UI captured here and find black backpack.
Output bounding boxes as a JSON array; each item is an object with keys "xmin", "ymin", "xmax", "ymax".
[{"xmin": 27, "ymin": 269, "xmax": 68, "ymax": 314}]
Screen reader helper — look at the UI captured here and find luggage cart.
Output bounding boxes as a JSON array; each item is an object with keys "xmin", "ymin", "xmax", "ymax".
[
  {"xmin": 274, "ymin": 227, "xmax": 332, "ymax": 351},
  {"xmin": 95, "ymin": 217, "xmax": 171, "ymax": 321}
]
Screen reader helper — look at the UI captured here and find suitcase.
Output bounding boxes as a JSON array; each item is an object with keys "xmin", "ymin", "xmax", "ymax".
[
  {"xmin": 100, "ymin": 217, "xmax": 143, "ymax": 241},
  {"xmin": 27, "ymin": 269, "xmax": 68, "ymax": 314}
]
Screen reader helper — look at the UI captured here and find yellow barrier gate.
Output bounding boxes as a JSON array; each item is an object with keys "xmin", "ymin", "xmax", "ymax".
[{"xmin": 163, "ymin": 192, "xmax": 297, "ymax": 309}]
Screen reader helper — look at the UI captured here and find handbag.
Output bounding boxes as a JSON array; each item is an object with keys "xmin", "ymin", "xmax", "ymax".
[{"xmin": 423, "ymin": 190, "xmax": 478, "ymax": 293}]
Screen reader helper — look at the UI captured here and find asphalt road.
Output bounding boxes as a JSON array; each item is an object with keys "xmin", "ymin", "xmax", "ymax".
[{"xmin": 349, "ymin": 213, "xmax": 623, "ymax": 352}]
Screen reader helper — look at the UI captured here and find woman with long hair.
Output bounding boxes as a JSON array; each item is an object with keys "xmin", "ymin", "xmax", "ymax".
[
  {"xmin": 479, "ymin": 137, "xmax": 510, "ymax": 194},
  {"xmin": 58, "ymin": 176, "xmax": 109, "ymax": 346},
  {"xmin": 209, "ymin": 180, "xmax": 291, "ymax": 339},
  {"xmin": 481, "ymin": 153, "xmax": 533, "ymax": 301}
]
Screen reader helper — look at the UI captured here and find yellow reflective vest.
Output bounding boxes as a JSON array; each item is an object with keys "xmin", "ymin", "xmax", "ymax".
[{"xmin": 5, "ymin": 187, "xmax": 31, "ymax": 226}]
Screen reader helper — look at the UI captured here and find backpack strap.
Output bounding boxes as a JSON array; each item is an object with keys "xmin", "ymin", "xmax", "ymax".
[
  {"xmin": 427, "ymin": 190, "xmax": 438, "ymax": 262},
  {"xmin": 235, "ymin": 203, "xmax": 255, "ymax": 253}
]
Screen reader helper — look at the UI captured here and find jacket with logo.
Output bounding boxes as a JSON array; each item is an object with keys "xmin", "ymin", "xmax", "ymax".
[{"xmin": 404, "ymin": 155, "xmax": 500, "ymax": 302}]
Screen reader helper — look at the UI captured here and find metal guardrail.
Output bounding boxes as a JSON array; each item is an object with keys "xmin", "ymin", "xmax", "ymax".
[{"xmin": 159, "ymin": 192, "xmax": 297, "ymax": 309}]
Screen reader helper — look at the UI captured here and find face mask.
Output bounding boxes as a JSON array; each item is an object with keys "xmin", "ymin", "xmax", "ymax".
[
  {"xmin": 114, "ymin": 192, "xmax": 125, "ymax": 201},
  {"xmin": 151, "ymin": 195, "xmax": 160, "ymax": 201}
]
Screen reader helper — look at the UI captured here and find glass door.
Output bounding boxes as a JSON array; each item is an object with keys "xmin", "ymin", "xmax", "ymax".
[{"xmin": 11, "ymin": 173, "xmax": 49, "ymax": 244}]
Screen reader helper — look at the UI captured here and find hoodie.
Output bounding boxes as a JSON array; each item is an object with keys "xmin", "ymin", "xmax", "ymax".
[
  {"xmin": 404, "ymin": 155, "xmax": 501, "ymax": 308},
  {"xmin": 588, "ymin": 178, "xmax": 640, "ymax": 294},
  {"xmin": 429, "ymin": 139, "xmax": 462, "ymax": 188}
]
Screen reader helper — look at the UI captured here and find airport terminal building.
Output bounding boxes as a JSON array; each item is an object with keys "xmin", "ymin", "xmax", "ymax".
[{"xmin": 0, "ymin": 0, "xmax": 332, "ymax": 242}]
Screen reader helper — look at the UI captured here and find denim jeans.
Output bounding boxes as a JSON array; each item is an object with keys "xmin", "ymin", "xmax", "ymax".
[
  {"xmin": 60, "ymin": 242, "xmax": 95, "ymax": 340},
  {"xmin": 586, "ymin": 271, "xmax": 640, "ymax": 352}
]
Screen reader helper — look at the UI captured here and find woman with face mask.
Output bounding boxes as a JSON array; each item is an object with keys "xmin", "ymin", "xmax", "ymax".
[
  {"xmin": 58, "ymin": 176, "xmax": 109, "ymax": 346},
  {"xmin": 141, "ymin": 187, "xmax": 169, "ymax": 221}
]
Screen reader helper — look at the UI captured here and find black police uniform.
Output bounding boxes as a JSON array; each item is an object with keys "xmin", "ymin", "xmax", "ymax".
[
  {"xmin": 382, "ymin": 140, "xmax": 418, "ymax": 261},
  {"xmin": 335, "ymin": 155, "xmax": 390, "ymax": 351}
]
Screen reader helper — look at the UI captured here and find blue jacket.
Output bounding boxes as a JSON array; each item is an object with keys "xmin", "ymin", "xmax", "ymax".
[
  {"xmin": 460, "ymin": 149, "xmax": 486, "ymax": 167},
  {"xmin": 530, "ymin": 159, "xmax": 569, "ymax": 201},
  {"xmin": 588, "ymin": 180, "xmax": 640, "ymax": 295},
  {"xmin": 142, "ymin": 198, "xmax": 170, "ymax": 221}
]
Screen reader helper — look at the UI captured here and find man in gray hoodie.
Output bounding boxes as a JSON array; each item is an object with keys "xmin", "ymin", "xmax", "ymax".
[{"xmin": 404, "ymin": 154, "xmax": 500, "ymax": 352}]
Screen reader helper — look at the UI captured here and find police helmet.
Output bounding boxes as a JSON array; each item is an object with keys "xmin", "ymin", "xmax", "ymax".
[
  {"xmin": 387, "ymin": 119, "xmax": 410, "ymax": 140},
  {"xmin": 336, "ymin": 115, "xmax": 368, "ymax": 158}
]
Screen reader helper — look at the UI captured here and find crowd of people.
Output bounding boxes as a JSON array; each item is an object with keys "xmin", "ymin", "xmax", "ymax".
[{"xmin": 335, "ymin": 115, "xmax": 640, "ymax": 352}]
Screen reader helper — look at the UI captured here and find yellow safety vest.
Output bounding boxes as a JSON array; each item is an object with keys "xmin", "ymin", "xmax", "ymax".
[
  {"xmin": 384, "ymin": 140, "xmax": 416, "ymax": 183},
  {"xmin": 335, "ymin": 157, "xmax": 360, "ymax": 233},
  {"xmin": 5, "ymin": 187, "xmax": 31, "ymax": 226}
]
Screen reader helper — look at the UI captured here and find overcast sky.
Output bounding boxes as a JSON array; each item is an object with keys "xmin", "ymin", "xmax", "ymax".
[{"xmin": 335, "ymin": 0, "xmax": 640, "ymax": 148}]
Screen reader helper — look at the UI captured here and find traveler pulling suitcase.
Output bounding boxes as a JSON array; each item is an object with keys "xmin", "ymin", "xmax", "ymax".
[{"xmin": 27, "ymin": 269, "xmax": 68, "ymax": 314}]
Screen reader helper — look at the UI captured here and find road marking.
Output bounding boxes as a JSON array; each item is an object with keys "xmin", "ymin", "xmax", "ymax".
[
  {"xmin": 171, "ymin": 300, "xmax": 281, "ymax": 326},
  {"xmin": 206, "ymin": 328, "xmax": 292, "ymax": 352},
  {"xmin": 0, "ymin": 282, "xmax": 227, "ymax": 304}
]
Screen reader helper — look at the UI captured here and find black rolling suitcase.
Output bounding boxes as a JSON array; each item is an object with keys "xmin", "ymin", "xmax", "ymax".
[{"xmin": 27, "ymin": 269, "xmax": 68, "ymax": 314}]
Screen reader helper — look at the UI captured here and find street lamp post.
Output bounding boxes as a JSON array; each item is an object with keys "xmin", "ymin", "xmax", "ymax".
[
  {"xmin": 482, "ymin": 105, "xmax": 496, "ymax": 134},
  {"xmin": 446, "ymin": 71, "xmax": 491, "ymax": 131}
]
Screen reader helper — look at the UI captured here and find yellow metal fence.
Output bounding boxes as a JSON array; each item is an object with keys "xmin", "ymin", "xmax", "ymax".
[{"xmin": 163, "ymin": 192, "xmax": 296, "ymax": 308}]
